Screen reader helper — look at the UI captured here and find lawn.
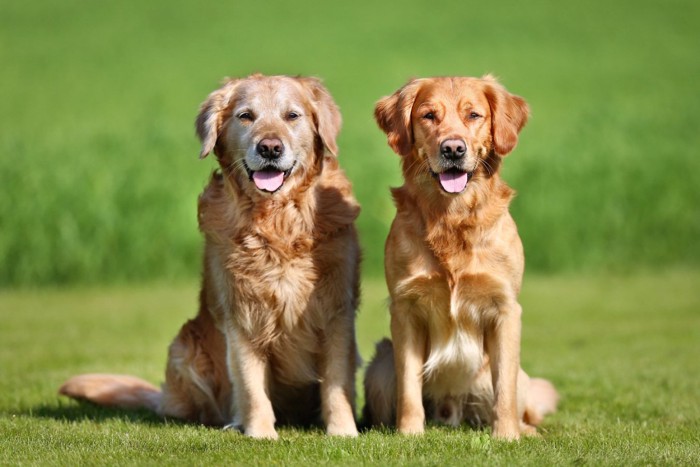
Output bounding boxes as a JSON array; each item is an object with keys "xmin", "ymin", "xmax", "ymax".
[{"xmin": 1, "ymin": 272, "xmax": 699, "ymax": 465}]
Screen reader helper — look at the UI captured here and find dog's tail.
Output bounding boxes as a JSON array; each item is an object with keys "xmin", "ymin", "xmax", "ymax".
[
  {"xmin": 59, "ymin": 374, "xmax": 161, "ymax": 413},
  {"xmin": 524, "ymin": 377, "xmax": 559, "ymax": 426}
]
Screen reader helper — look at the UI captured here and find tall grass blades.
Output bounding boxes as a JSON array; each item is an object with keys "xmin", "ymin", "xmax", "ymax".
[{"xmin": 1, "ymin": 0, "xmax": 699, "ymax": 285}]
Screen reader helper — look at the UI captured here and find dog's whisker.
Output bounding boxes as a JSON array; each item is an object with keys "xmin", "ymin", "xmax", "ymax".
[
  {"xmin": 222, "ymin": 157, "xmax": 248, "ymax": 174},
  {"xmin": 404, "ymin": 155, "xmax": 430, "ymax": 178},
  {"xmin": 479, "ymin": 157, "xmax": 495, "ymax": 176},
  {"xmin": 408, "ymin": 155, "xmax": 428, "ymax": 173}
]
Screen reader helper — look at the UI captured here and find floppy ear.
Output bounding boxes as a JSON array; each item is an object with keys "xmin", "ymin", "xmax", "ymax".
[
  {"xmin": 482, "ymin": 75, "xmax": 530, "ymax": 156},
  {"xmin": 374, "ymin": 79, "xmax": 422, "ymax": 157},
  {"xmin": 195, "ymin": 78, "xmax": 240, "ymax": 159},
  {"xmin": 298, "ymin": 77, "xmax": 342, "ymax": 156}
]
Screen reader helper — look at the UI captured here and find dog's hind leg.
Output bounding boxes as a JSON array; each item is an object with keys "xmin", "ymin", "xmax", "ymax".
[
  {"xmin": 523, "ymin": 377, "xmax": 559, "ymax": 427},
  {"xmin": 159, "ymin": 310, "xmax": 232, "ymax": 426},
  {"xmin": 362, "ymin": 339, "xmax": 397, "ymax": 427}
]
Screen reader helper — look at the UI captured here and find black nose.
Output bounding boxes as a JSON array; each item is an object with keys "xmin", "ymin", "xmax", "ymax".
[
  {"xmin": 256, "ymin": 138, "xmax": 284, "ymax": 159},
  {"xmin": 440, "ymin": 139, "xmax": 466, "ymax": 160}
]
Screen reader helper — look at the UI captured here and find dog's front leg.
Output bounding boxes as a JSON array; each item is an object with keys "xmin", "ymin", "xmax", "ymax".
[
  {"xmin": 228, "ymin": 328, "xmax": 277, "ymax": 439},
  {"xmin": 391, "ymin": 302, "xmax": 426, "ymax": 434},
  {"xmin": 320, "ymin": 314, "xmax": 359, "ymax": 437},
  {"xmin": 487, "ymin": 302, "xmax": 522, "ymax": 440}
]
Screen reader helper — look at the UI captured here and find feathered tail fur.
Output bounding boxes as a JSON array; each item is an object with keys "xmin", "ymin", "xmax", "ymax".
[{"xmin": 59, "ymin": 373, "xmax": 161, "ymax": 413}]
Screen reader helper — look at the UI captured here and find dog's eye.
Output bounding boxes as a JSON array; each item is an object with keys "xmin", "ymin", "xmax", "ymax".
[
  {"xmin": 468, "ymin": 111, "xmax": 482, "ymax": 120},
  {"xmin": 286, "ymin": 111, "xmax": 301, "ymax": 121},
  {"xmin": 237, "ymin": 111, "xmax": 253, "ymax": 121},
  {"xmin": 423, "ymin": 112, "xmax": 435, "ymax": 121}
]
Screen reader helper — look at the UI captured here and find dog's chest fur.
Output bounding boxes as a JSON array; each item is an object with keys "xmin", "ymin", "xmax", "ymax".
[
  {"xmin": 228, "ymin": 225, "xmax": 321, "ymax": 383},
  {"xmin": 199, "ymin": 171, "xmax": 359, "ymax": 386},
  {"xmin": 230, "ymin": 218, "xmax": 318, "ymax": 330},
  {"xmin": 391, "ymin": 183, "xmax": 521, "ymax": 397},
  {"xmin": 400, "ymin": 243, "xmax": 512, "ymax": 397}
]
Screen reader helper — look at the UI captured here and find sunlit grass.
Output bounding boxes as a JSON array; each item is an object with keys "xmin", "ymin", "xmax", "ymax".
[
  {"xmin": 1, "ymin": 0, "xmax": 699, "ymax": 285},
  {"xmin": 1, "ymin": 272, "xmax": 699, "ymax": 464}
]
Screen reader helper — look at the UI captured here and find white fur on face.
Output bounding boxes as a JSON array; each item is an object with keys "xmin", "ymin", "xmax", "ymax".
[{"xmin": 224, "ymin": 79, "xmax": 316, "ymax": 176}]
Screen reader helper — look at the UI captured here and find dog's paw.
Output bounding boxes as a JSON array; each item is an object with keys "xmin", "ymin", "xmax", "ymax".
[
  {"xmin": 327, "ymin": 422, "xmax": 359, "ymax": 437},
  {"xmin": 244, "ymin": 424, "xmax": 279, "ymax": 440},
  {"xmin": 398, "ymin": 416, "xmax": 425, "ymax": 435},
  {"xmin": 223, "ymin": 420, "xmax": 278, "ymax": 439},
  {"xmin": 222, "ymin": 422, "xmax": 243, "ymax": 433},
  {"xmin": 398, "ymin": 424, "xmax": 425, "ymax": 435},
  {"xmin": 520, "ymin": 422, "xmax": 539, "ymax": 437},
  {"xmin": 492, "ymin": 420, "xmax": 520, "ymax": 441}
]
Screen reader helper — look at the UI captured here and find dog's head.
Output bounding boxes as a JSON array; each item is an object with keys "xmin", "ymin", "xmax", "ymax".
[
  {"xmin": 196, "ymin": 74, "xmax": 341, "ymax": 195},
  {"xmin": 375, "ymin": 76, "xmax": 529, "ymax": 195}
]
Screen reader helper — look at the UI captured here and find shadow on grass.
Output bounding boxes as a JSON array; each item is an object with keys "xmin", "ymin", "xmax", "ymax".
[
  {"xmin": 20, "ymin": 402, "xmax": 341, "ymax": 434},
  {"xmin": 18, "ymin": 401, "xmax": 190, "ymax": 428}
]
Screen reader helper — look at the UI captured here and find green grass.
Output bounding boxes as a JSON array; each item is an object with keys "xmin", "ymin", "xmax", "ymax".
[
  {"xmin": 2, "ymin": 272, "xmax": 699, "ymax": 465},
  {"xmin": 1, "ymin": 0, "xmax": 699, "ymax": 285}
]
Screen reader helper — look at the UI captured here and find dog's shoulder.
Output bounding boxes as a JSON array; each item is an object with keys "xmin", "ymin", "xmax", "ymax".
[
  {"xmin": 197, "ymin": 171, "xmax": 248, "ymax": 238},
  {"xmin": 313, "ymin": 159, "xmax": 360, "ymax": 234}
]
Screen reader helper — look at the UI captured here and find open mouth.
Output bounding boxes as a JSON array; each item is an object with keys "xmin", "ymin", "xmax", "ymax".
[
  {"xmin": 431, "ymin": 168, "xmax": 473, "ymax": 194},
  {"xmin": 244, "ymin": 162, "xmax": 295, "ymax": 193}
]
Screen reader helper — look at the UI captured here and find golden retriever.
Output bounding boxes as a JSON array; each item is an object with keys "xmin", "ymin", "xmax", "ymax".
[
  {"xmin": 363, "ymin": 76, "xmax": 558, "ymax": 439},
  {"xmin": 60, "ymin": 74, "xmax": 361, "ymax": 439}
]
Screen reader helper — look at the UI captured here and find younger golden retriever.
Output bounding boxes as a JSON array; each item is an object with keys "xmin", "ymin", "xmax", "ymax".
[
  {"xmin": 60, "ymin": 74, "xmax": 361, "ymax": 439},
  {"xmin": 363, "ymin": 76, "xmax": 558, "ymax": 439}
]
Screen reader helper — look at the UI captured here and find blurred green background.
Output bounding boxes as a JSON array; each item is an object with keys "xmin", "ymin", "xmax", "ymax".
[{"xmin": 1, "ymin": 0, "xmax": 699, "ymax": 286}]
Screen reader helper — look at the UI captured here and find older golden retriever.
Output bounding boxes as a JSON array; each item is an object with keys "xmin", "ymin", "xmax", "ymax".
[
  {"xmin": 363, "ymin": 76, "xmax": 558, "ymax": 439},
  {"xmin": 60, "ymin": 74, "xmax": 361, "ymax": 439}
]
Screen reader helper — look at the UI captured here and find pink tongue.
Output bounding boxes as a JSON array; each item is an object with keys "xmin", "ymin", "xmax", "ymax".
[
  {"xmin": 438, "ymin": 171, "xmax": 469, "ymax": 193},
  {"xmin": 252, "ymin": 170, "xmax": 284, "ymax": 192}
]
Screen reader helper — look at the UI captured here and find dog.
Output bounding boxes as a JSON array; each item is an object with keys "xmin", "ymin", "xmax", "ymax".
[
  {"xmin": 363, "ymin": 76, "xmax": 558, "ymax": 439},
  {"xmin": 60, "ymin": 74, "xmax": 361, "ymax": 439}
]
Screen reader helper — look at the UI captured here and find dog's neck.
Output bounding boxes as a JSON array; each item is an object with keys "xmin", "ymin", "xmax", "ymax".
[
  {"xmin": 393, "ymin": 165, "xmax": 514, "ymax": 258},
  {"xmin": 199, "ymin": 156, "xmax": 358, "ymax": 250}
]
